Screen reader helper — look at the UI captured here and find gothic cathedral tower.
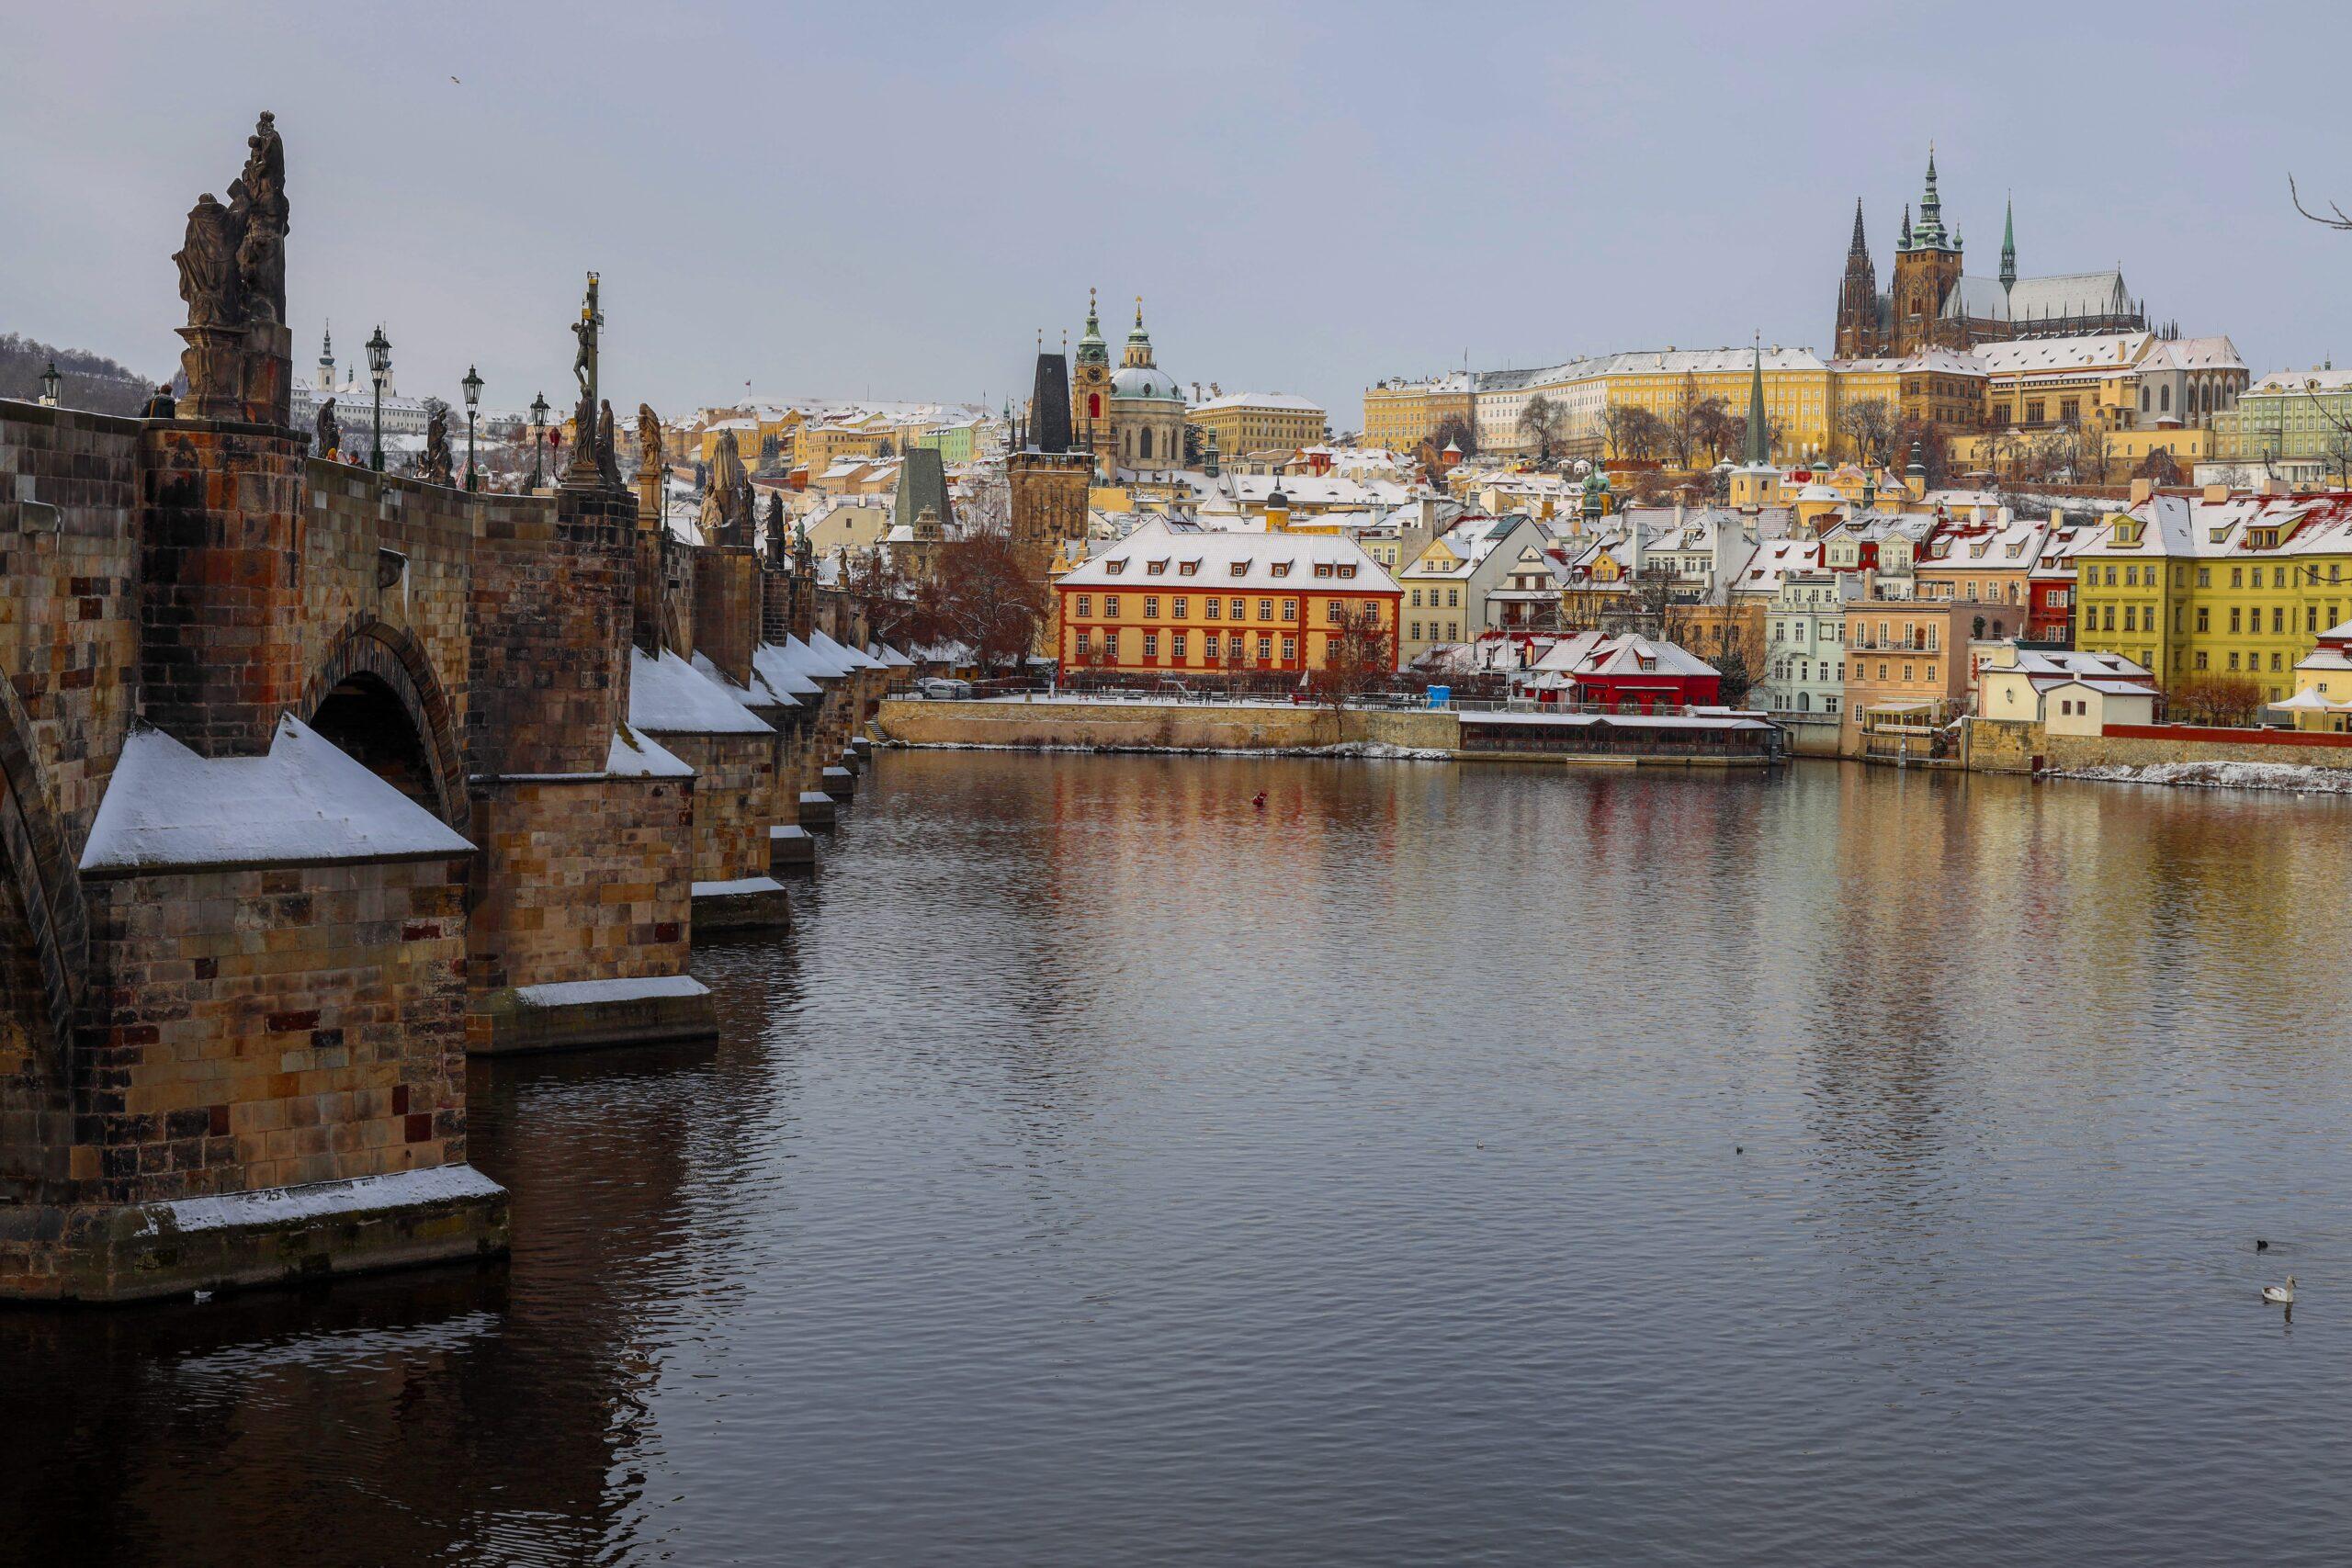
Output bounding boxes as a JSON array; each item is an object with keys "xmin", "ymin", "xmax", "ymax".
[
  {"xmin": 1888, "ymin": 149, "xmax": 1963, "ymax": 355},
  {"xmin": 1009, "ymin": 349, "xmax": 1093, "ymax": 658},
  {"xmin": 1832, "ymin": 201, "xmax": 1882, "ymax": 359}
]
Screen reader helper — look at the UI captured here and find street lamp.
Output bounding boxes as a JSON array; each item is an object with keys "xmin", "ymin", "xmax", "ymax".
[
  {"xmin": 528, "ymin": 390, "xmax": 549, "ymax": 489},
  {"xmin": 366, "ymin": 325, "xmax": 391, "ymax": 472},
  {"xmin": 38, "ymin": 361, "xmax": 61, "ymax": 407},
  {"xmin": 462, "ymin": 365, "xmax": 483, "ymax": 491}
]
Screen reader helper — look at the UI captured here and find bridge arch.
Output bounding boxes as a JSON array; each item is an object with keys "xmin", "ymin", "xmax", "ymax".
[
  {"xmin": 0, "ymin": 677, "xmax": 87, "ymax": 1056},
  {"xmin": 300, "ymin": 620, "xmax": 467, "ymax": 829}
]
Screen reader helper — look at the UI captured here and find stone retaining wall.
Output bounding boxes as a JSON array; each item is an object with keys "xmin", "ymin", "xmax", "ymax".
[
  {"xmin": 1967, "ymin": 716, "xmax": 2352, "ymax": 774},
  {"xmin": 876, "ymin": 698, "xmax": 1460, "ymax": 753}
]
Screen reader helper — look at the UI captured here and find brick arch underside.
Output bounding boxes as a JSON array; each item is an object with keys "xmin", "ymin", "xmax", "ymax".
[
  {"xmin": 301, "ymin": 621, "xmax": 467, "ymax": 829},
  {"xmin": 0, "ymin": 679, "xmax": 86, "ymax": 1057}
]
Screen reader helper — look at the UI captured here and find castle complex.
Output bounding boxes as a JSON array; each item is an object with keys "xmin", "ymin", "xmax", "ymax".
[{"xmin": 1835, "ymin": 151, "xmax": 2150, "ymax": 358}]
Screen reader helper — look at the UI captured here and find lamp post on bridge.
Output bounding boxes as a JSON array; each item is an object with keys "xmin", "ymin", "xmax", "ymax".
[
  {"xmin": 366, "ymin": 325, "xmax": 391, "ymax": 472},
  {"xmin": 462, "ymin": 364, "xmax": 483, "ymax": 491},
  {"xmin": 528, "ymin": 390, "xmax": 549, "ymax": 490},
  {"xmin": 38, "ymin": 361, "xmax": 61, "ymax": 407}
]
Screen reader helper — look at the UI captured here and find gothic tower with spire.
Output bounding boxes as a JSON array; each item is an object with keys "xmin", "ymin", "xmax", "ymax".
[
  {"xmin": 1889, "ymin": 148, "xmax": 1966, "ymax": 355},
  {"xmin": 1833, "ymin": 200, "xmax": 1883, "ymax": 358}
]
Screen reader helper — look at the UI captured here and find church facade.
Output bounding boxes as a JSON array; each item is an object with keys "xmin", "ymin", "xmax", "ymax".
[
  {"xmin": 1835, "ymin": 152, "xmax": 2150, "ymax": 359},
  {"xmin": 1070, "ymin": 290, "xmax": 1186, "ymax": 479}
]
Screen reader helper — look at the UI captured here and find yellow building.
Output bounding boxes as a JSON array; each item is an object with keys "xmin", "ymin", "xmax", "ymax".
[
  {"xmin": 2075, "ymin": 484, "xmax": 2352, "ymax": 697},
  {"xmin": 1363, "ymin": 373, "xmax": 1474, "ymax": 452},
  {"xmin": 1188, "ymin": 391, "xmax": 1329, "ymax": 459}
]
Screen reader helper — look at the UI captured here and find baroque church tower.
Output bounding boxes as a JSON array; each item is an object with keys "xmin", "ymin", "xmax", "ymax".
[{"xmin": 1071, "ymin": 288, "xmax": 1113, "ymax": 479}]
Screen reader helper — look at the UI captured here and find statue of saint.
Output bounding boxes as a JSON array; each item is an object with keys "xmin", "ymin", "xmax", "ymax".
[
  {"xmin": 230, "ymin": 112, "xmax": 288, "ymax": 323},
  {"xmin": 638, "ymin": 404, "xmax": 663, "ymax": 476},
  {"xmin": 174, "ymin": 193, "xmax": 240, "ymax": 328},
  {"xmin": 315, "ymin": 396, "xmax": 339, "ymax": 458},
  {"xmin": 422, "ymin": 402, "xmax": 454, "ymax": 486},
  {"xmin": 597, "ymin": 399, "xmax": 623, "ymax": 486}
]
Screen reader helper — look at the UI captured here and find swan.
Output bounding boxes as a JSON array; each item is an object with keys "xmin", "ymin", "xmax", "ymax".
[{"xmin": 2261, "ymin": 1277, "xmax": 2297, "ymax": 1305}]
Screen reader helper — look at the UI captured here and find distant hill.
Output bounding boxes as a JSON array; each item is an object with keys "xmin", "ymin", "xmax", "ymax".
[{"xmin": 0, "ymin": 333, "xmax": 158, "ymax": 417}]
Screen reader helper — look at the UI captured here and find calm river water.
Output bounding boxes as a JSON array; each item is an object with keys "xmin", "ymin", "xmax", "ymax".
[{"xmin": 6, "ymin": 752, "xmax": 2352, "ymax": 1566}]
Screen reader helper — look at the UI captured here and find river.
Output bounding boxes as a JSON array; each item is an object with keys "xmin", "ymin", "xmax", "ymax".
[{"xmin": 6, "ymin": 752, "xmax": 2350, "ymax": 1566}]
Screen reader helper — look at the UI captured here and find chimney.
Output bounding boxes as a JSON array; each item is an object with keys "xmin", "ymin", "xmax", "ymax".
[
  {"xmin": 2129, "ymin": 478, "xmax": 2153, "ymax": 505},
  {"xmin": 2201, "ymin": 482, "xmax": 2230, "ymax": 503}
]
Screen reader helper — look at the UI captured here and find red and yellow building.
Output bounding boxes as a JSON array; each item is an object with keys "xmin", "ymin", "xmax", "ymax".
[{"xmin": 1056, "ymin": 518, "xmax": 1402, "ymax": 677}]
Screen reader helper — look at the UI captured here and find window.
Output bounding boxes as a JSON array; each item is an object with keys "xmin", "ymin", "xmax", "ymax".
[
  {"xmin": 1258, "ymin": 599, "xmax": 1273, "ymax": 621},
  {"xmin": 1904, "ymin": 663, "xmax": 1915, "ymax": 682},
  {"xmin": 1142, "ymin": 632, "xmax": 1158, "ymax": 658},
  {"xmin": 1204, "ymin": 597, "xmax": 1221, "ymax": 620},
  {"xmin": 1203, "ymin": 633, "xmax": 1220, "ymax": 660},
  {"xmin": 1410, "ymin": 589, "xmax": 1422, "ymax": 607},
  {"xmin": 1409, "ymin": 621, "xmax": 1422, "ymax": 641},
  {"xmin": 2228, "ymin": 651, "xmax": 2240, "ymax": 671},
  {"xmin": 1144, "ymin": 596, "xmax": 1159, "ymax": 618},
  {"xmin": 2198, "ymin": 568, "xmax": 2211, "ymax": 587},
  {"xmin": 2124, "ymin": 605, "xmax": 2137, "ymax": 632},
  {"xmin": 1327, "ymin": 602, "xmax": 1343, "ymax": 624},
  {"xmin": 1282, "ymin": 636, "xmax": 1296, "ymax": 662},
  {"xmin": 1257, "ymin": 636, "xmax": 1272, "ymax": 661},
  {"xmin": 1076, "ymin": 594, "xmax": 1091, "ymax": 617},
  {"xmin": 1447, "ymin": 622, "xmax": 1459, "ymax": 640},
  {"xmin": 1173, "ymin": 596, "xmax": 1188, "ymax": 619},
  {"xmin": 2197, "ymin": 607, "xmax": 2209, "ymax": 632},
  {"xmin": 2231, "ymin": 568, "xmax": 2244, "ymax": 588},
  {"xmin": 1172, "ymin": 633, "xmax": 1187, "ymax": 660},
  {"xmin": 1229, "ymin": 563, "xmax": 1249, "ymax": 578},
  {"xmin": 1282, "ymin": 600, "xmax": 1297, "ymax": 621},
  {"xmin": 1105, "ymin": 558, "xmax": 1127, "ymax": 575},
  {"xmin": 1104, "ymin": 594, "xmax": 1120, "ymax": 617},
  {"xmin": 1179, "ymin": 560, "xmax": 1199, "ymax": 576},
  {"xmin": 2230, "ymin": 607, "xmax": 2241, "ymax": 633},
  {"xmin": 2102, "ymin": 605, "xmax": 2114, "ymax": 631},
  {"xmin": 1271, "ymin": 562, "xmax": 1292, "ymax": 579},
  {"xmin": 1229, "ymin": 598, "xmax": 1245, "ymax": 618},
  {"xmin": 1339, "ymin": 565, "xmax": 1356, "ymax": 580},
  {"xmin": 2196, "ymin": 650, "xmax": 2209, "ymax": 671},
  {"xmin": 1147, "ymin": 560, "xmax": 1167, "ymax": 576},
  {"xmin": 1314, "ymin": 562, "xmax": 1333, "ymax": 579},
  {"xmin": 2274, "ymin": 606, "xmax": 2286, "ymax": 634},
  {"xmin": 1448, "ymin": 589, "xmax": 1461, "ymax": 607}
]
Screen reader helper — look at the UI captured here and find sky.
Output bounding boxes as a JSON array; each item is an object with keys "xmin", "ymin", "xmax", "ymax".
[{"xmin": 6, "ymin": 1, "xmax": 2352, "ymax": 427}]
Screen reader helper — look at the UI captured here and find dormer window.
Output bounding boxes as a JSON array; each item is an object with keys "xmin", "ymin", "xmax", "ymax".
[
  {"xmin": 1148, "ymin": 559, "xmax": 1168, "ymax": 575},
  {"xmin": 1229, "ymin": 561, "xmax": 1250, "ymax": 577},
  {"xmin": 1271, "ymin": 561, "xmax": 1292, "ymax": 578},
  {"xmin": 1104, "ymin": 558, "xmax": 1128, "ymax": 575},
  {"xmin": 1339, "ymin": 564, "xmax": 1356, "ymax": 580},
  {"xmin": 1179, "ymin": 559, "xmax": 1200, "ymax": 576},
  {"xmin": 1314, "ymin": 562, "xmax": 1334, "ymax": 578}
]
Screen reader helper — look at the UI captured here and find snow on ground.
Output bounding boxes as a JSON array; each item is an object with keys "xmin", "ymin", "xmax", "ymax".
[{"xmin": 2053, "ymin": 761, "xmax": 2352, "ymax": 795}]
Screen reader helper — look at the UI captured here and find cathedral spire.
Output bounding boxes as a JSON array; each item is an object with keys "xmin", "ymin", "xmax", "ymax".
[
  {"xmin": 1999, "ymin": 195, "xmax": 2018, "ymax": 291},
  {"xmin": 1745, "ymin": 333, "xmax": 1769, "ymax": 466},
  {"xmin": 1848, "ymin": 198, "xmax": 1868, "ymax": 259},
  {"xmin": 1899, "ymin": 202, "xmax": 1913, "ymax": 251},
  {"xmin": 1914, "ymin": 145, "xmax": 1949, "ymax": 249}
]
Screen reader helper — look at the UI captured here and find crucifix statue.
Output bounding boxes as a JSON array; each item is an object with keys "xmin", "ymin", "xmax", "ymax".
[{"xmin": 566, "ymin": 271, "xmax": 605, "ymax": 486}]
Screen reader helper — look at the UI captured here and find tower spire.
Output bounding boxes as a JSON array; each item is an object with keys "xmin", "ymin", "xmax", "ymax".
[
  {"xmin": 1848, "ymin": 198, "xmax": 1868, "ymax": 258},
  {"xmin": 1899, "ymin": 202, "xmax": 1913, "ymax": 251},
  {"xmin": 1999, "ymin": 193, "xmax": 2018, "ymax": 292},
  {"xmin": 1914, "ymin": 144, "xmax": 1947, "ymax": 249},
  {"xmin": 1745, "ymin": 333, "xmax": 1769, "ymax": 466}
]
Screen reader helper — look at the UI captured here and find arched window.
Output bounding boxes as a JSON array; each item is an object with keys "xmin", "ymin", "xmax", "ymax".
[
  {"xmin": 1139, "ymin": 427, "xmax": 1153, "ymax": 460},
  {"xmin": 2160, "ymin": 385, "xmax": 2171, "ymax": 412},
  {"xmin": 1088, "ymin": 393, "xmax": 1101, "ymax": 419}
]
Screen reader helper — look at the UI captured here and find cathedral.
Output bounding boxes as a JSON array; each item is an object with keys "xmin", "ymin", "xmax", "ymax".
[
  {"xmin": 1069, "ymin": 289, "xmax": 1186, "ymax": 479},
  {"xmin": 1833, "ymin": 152, "xmax": 2151, "ymax": 359}
]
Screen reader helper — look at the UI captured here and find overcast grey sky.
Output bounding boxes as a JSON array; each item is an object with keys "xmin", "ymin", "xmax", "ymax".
[{"xmin": 7, "ymin": 1, "xmax": 2350, "ymax": 424}]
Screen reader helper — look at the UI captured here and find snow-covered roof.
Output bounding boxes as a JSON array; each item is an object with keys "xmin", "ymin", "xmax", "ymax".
[
  {"xmin": 606, "ymin": 725, "xmax": 695, "ymax": 778},
  {"xmin": 81, "ymin": 716, "xmax": 472, "ymax": 874},
  {"xmin": 692, "ymin": 649, "xmax": 800, "ymax": 711},
  {"xmin": 1189, "ymin": 390, "xmax": 1325, "ymax": 414},
  {"xmin": 808, "ymin": 628, "xmax": 886, "ymax": 671},
  {"xmin": 1057, "ymin": 515, "xmax": 1396, "ymax": 592},
  {"xmin": 752, "ymin": 642, "xmax": 828, "ymax": 696},
  {"xmin": 628, "ymin": 648, "xmax": 775, "ymax": 736}
]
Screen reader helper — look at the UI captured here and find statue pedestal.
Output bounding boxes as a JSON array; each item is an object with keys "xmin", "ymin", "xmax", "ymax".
[
  {"xmin": 176, "ymin": 324, "xmax": 243, "ymax": 422},
  {"xmin": 241, "ymin": 319, "xmax": 293, "ymax": 428}
]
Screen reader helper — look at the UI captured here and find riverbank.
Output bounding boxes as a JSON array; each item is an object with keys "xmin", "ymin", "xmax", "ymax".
[{"xmin": 873, "ymin": 698, "xmax": 1783, "ymax": 766}]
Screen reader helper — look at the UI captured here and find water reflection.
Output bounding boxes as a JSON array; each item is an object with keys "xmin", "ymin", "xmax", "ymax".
[{"xmin": 7, "ymin": 754, "xmax": 2352, "ymax": 1566}]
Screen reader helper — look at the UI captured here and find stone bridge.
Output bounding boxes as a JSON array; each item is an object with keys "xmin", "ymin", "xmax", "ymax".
[{"xmin": 0, "ymin": 118, "xmax": 905, "ymax": 1302}]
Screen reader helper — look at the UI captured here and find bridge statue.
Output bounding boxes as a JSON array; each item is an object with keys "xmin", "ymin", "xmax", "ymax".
[
  {"xmin": 171, "ymin": 111, "xmax": 293, "ymax": 423},
  {"xmin": 314, "ymin": 395, "xmax": 338, "ymax": 458}
]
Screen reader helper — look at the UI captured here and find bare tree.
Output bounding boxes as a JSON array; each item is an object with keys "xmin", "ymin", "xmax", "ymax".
[
  {"xmin": 1306, "ymin": 605, "xmax": 1396, "ymax": 733},
  {"xmin": 2167, "ymin": 672, "xmax": 2267, "ymax": 728},
  {"xmin": 1662, "ymin": 374, "xmax": 1708, "ymax": 469},
  {"xmin": 2135, "ymin": 446, "xmax": 2184, "ymax": 486},
  {"xmin": 1838, "ymin": 396, "xmax": 1895, "ymax": 466},
  {"xmin": 1517, "ymin": 393, "xmax": 1565, "ymax": 462}
]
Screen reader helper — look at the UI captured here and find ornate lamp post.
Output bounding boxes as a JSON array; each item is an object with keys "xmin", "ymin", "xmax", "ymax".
[
  {"xmin": 38, "ymin": 361, "xmax": 61, "ymax": 407},
  {"xmin": 462, "ymin": 365, "xmax": 483, "ymax": 491},
  {"xmin": 528, "ymin": 390, "xmax": 549, "ymax": 489},
  {"xmin": 366, "ymin": 325, "xmax": 391, "ymax": 472}
]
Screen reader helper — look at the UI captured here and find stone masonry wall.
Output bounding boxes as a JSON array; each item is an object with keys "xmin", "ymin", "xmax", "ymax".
[
  {"xmin": 465, "ymin": 774, "xmax": 695, "ymax": 1024},
  {"xmin": 468, "ymin": 487, "xmax": 636, "ymax": 778},
  {"xmin": 0, "ymin": 403, "xmax": 144, "ymax": 848},
  {"xmin": 652, "ymin": 732, "xmax": 775, "ymax": 886},
  {"xmin": 693, "ymin": 548, "xmax": 760, "ymax": 688},
  {"xmin": 874, "ymin": 698, "xmax": 1460, "ymax": 752},
  {"xmin": 69, "ymin": 853, "xmax": 471, "ymax": 1208}
]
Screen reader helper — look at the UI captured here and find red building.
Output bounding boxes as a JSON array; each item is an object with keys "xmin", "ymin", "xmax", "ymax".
[{"xmin": 1521, "ymin": 631, "xmax": 1723, "ymax": 711}]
